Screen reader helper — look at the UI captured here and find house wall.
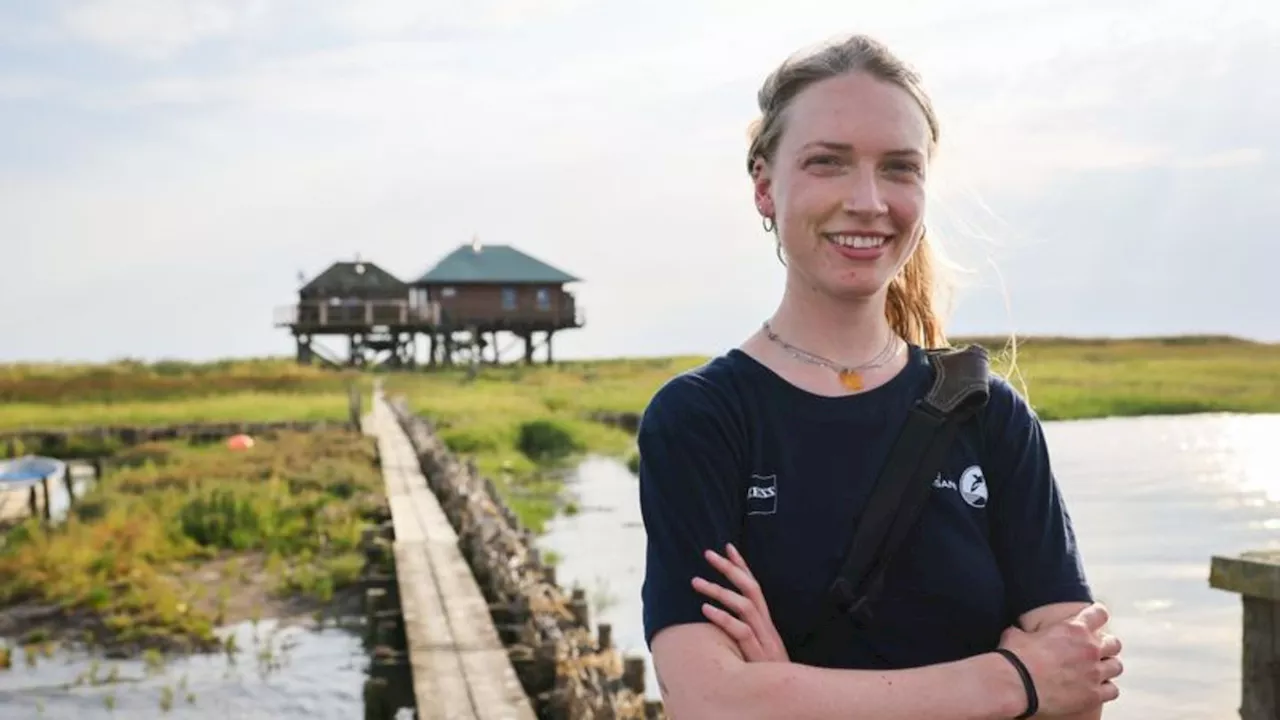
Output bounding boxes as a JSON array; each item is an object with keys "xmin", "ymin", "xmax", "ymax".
[{"xmin": 418, "ymin": 283, "xmax": 575, "ymax": 326}]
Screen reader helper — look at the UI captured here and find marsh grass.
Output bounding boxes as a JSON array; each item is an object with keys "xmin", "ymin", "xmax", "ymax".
[
  {"xmin": 0, "ymin": 358, "xmax": 365, "ymax": 431},
  {"xmin": 974, "ymin": 335, "xmax": 1280, "ymax": 420},
  {"xmin": 0, "ymin": 428, "xmax": 382, "ymax": 652},
  {"xmin": 380, "ymin": 356, "xmax": 700, "ymax": 530},
  {"xmin": 3, "ymin": 337, "xmax": 1276, "ymax": 532},
  {"xmin": 379, "ymin": 337, "xmax": 1280, "ymax": 528}
]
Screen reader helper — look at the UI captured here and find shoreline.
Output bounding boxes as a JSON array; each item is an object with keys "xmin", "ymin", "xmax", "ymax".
[{"xmin": 0, "ymin": 427, "xmax": 385, "ymax": 664}]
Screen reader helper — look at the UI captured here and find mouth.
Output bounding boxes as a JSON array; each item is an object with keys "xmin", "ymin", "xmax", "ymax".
[{"xmin": 822, "ymin": 232, "xmax": 893, "ymax": 255}]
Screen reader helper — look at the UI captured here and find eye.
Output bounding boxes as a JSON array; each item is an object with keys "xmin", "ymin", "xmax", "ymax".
[
  {"xmin": 885, "ymin": 159, "xmax": 922, "ymax": 176},
  {"xmin": 804, "ymin": 154, "xmax": 844, "ymax": 169}
]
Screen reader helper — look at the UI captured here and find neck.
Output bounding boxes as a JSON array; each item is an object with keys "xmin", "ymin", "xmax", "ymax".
[{"xmin": 766, "ymin": 279, "xmax": 896, "ymax": 365}]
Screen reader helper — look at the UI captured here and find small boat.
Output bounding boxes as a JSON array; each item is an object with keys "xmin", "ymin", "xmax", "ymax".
[{"xmin": 0, "ymin": 455, "xmax": 66, "ymax": 489}]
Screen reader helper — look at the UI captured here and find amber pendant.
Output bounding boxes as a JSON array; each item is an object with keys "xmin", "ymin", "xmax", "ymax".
[{"xmin": 837, "ymin": 369, "xmax": 864, "ymax": 391}]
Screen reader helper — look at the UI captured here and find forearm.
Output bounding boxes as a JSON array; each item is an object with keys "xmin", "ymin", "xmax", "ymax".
[
  {"xmin": 665, "ymin": 649, "xmax": 1026, "ymax": 720},
  {"xmin": 1038, "ymin": 709, "xmax": 1102, "ymax": 720}
]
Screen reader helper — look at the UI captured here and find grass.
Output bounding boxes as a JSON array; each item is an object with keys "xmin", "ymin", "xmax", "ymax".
[
  {"xmin": 2, "ymin": 336, "xmax": 1277, "ymax": 532},
  {"xmin": 0, "ymin": 358, "xmax": 365, "ymax": 431},
  {"xmin": 377, "ymin": 336, "xmax": 1280, "ymax": 529},
  {"xmin": 0, "ymin": 428, "xmax": 384, "ymax": 652},
  {"xmin": 972, "ymin": 335, "xmax": 1280, "ymax": 421},
  {"xmin": 379, "ymin": 356, "xmax": 702, "ymax": 530}
]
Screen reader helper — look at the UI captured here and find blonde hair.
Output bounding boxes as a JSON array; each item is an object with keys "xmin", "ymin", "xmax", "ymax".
[{"xmin": 747, "ymin": 34, "xmax": 949, "ymax": 348}]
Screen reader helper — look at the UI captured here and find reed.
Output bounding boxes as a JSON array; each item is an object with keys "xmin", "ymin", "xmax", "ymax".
[{"xmin": 0, "ymin": 428, "xmax": 382, "ymax": 651}]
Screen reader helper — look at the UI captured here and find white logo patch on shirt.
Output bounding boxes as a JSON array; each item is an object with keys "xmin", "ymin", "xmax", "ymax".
[
  {"xmin": 958, "ymin": 465, "xmax": 988, "ymax": 508},
  {"xmin": 745, "ymin": 474, "xmax": 778, "ymax": 516}
]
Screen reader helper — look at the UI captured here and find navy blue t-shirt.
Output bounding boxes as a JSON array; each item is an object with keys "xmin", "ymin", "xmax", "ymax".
[{"xmin": 638, "ymin": 344, "xmax": 1092, "ymax": 669}]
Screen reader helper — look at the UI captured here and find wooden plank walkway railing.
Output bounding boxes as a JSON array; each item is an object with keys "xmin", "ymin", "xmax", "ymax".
[{"xmin": 368, "ymin": 391, "xmax": 537, "ymax": 720}]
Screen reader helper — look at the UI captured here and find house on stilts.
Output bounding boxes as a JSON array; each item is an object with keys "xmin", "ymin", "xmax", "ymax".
[{"xmin": 273, "ymin": 239, "xmax": 583, "ymax": 368}]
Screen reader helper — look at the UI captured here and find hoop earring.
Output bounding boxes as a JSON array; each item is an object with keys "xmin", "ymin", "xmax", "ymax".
[
  {"xmin": 762, "ymin": 216, "xmax": 775, "ymax": 233},
  {"xmin": 775, "ymin": 239, "xmax": 787, "ymax": 267}
]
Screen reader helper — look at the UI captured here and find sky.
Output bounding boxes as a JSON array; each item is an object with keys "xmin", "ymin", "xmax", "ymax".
[{"xmin": 0, "ymin": 0, "xmax": 1276, "ymax": 363}]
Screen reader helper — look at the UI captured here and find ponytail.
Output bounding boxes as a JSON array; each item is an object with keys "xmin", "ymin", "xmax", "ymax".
[{"xmin": 885, "ymin": 233, "xmax": 948, "ymax": 349}]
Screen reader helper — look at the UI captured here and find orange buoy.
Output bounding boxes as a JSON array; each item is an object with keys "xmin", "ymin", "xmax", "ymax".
[{"xmin": 227, "ymin": 434, "xmax": 255, "ymax": 451}]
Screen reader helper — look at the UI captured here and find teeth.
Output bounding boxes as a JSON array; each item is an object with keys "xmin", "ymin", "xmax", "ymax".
[{"xmin": 828, "ymin": 234, "xmax": 887, "ymax": 249}]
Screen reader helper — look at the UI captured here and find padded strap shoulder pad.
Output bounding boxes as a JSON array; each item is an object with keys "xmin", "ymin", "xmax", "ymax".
[{"xmin": 923, "ymin": 345, "xmax": 991, "ymax": 415}]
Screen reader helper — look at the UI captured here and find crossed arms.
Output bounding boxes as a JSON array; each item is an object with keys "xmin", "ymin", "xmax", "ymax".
[{"xmin": 651, "ymin": 546, "xmax": 1120, "ymax": 720}]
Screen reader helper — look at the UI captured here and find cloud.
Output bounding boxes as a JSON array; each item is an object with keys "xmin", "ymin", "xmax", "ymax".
[
  {"xmin": 58, "ymin": 0, "xmax": 268, "ymax": 60},
  {"xmin": 0, "ymin": 73, "xmax": 64, "ymax": 101},
  {"xmin": 2, "ymin": 0, "xmax": 1278, "ymax": 363},
  {"xmin": 314, "ymin": 0, "xmax": 591, "ymax": 37},
  {"xmin": 1172, "ymin": 148, "xmax": 1266, "ymax": 170}
]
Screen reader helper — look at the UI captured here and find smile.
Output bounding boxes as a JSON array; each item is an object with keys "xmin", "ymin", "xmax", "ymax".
[{"xmin": 823, "ymin": 233, "xmax": 891, "ymax": 249}]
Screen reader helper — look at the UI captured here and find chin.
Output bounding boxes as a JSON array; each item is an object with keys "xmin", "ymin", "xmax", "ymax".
[{"xmin": 822, "ymin": 276, "xmax": 892, "ymax": 302}]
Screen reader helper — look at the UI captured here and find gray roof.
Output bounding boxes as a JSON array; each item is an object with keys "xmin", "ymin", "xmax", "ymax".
[
  {"xmin": 414, "ymin": 243, "xmax": 580, "ymax": 284},
  {"xmin": 300, "ymin": 261, "xmax": 407, "ymax": 295}
]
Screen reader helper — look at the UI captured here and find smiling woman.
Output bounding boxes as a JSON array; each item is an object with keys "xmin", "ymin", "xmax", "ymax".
[{"xmin": 637, "ymin": 33, "xmax": 1124, "ymax": 720}]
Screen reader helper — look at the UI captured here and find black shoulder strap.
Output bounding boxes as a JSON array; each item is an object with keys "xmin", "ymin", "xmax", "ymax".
[{"xmin": 790, "ymin": 344, "xmax": 991, "ymax": 666}]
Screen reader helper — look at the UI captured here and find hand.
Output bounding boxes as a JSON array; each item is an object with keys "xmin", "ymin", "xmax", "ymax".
[
  {"xmin": 997, "ymin": 602, "xmax": 1123, "ymax": 717},
  {"xmin": 690, "ymin": 543, "xmax": 789, "ymax": 663}
]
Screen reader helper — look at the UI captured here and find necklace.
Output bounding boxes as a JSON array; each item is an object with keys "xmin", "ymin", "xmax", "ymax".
[{"xmin": 761, "ymin": 321, "xmax": 903, "ymax": 391}]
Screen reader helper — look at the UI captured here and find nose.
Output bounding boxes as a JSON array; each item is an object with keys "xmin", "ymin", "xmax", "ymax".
[{"xmin": 840, "ymin": 164, "xmax": 888, "ymax": 217}]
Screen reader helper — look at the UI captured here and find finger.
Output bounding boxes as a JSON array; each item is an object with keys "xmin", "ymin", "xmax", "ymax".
[
  {"xmin": 691, "ymin": 577, "xmax": 756, "ymax": 620},
  {"xmin": 705, "ymin": 550, "xmax": 767, "ymax": 609},
  {"xmin": 692, "ymin": 576, "xmax": 778, "ymax": 657},
  {"xmin": 1098, "ymin": 680, "xmax": 1120, "ymax": 703},
  {"xmin": 726, "ymin": 543, "xmax": 749, "ymax": 571},
  {"xmin": 1076, "ymin": 602, "xmax": 1111, "ymax": 632},
  {"xmin": 1098, "ymin": 632, "xmax": 1122, "ymax": 658},
  {"xmin": 1099, "ymin": 656, "xmax": 1124, "ymax": 681},
  {"xmin": 701, "ymin": 603, "xmax": 767, "ymax": 661}
]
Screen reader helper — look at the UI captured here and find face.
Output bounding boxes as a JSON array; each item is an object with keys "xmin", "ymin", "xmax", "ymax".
[{"xmin": 753, "ymin": 71, "xmax": 932, "ymax": 301}]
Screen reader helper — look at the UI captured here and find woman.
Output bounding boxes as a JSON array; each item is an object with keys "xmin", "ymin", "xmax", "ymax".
[{"xmin": 637, "ymin": 34, "xmax": 1123, "ymax": 719}]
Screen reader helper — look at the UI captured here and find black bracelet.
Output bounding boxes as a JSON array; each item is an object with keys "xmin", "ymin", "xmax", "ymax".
[{"xmin": 993, "ymin": 648, "xmax": 1039, "ymax": 719}]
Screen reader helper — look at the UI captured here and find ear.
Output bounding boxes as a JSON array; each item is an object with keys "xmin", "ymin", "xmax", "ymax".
[{"xmin": 751, "ymin": 158, "xmax": 775, "ymax": 219}]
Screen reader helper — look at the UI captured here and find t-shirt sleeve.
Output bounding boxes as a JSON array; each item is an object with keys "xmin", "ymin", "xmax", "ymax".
[
  {"xmin": 983, "ymin": 377, "xmax": 1094, "ymax": 623},
  {"xmin": 638, "ymin": 373, "xmax": 746, "ymax": 648}
]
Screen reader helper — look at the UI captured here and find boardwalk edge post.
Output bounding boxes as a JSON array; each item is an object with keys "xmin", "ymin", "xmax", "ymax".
[{"xmin": 1210, "ymin": 550, "xmax": 1280, "ymax": 719}]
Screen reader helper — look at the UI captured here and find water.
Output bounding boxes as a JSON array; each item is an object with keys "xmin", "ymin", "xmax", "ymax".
[
  {"xmin": 537, "ymin": 412, "xmax": 1280, "ymax": 720},
  {"xmin": 1, "ymin": 462, "xmax": 373, "ymax": 718},
  {"xmin": 0, "ymin": 618, "xmax": 369, "ymax": 719}
]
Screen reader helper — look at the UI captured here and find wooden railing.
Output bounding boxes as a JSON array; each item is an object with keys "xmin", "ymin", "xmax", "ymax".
[
  {"xmin": 274, "ymin": 300, "xmax": 441, "ymax": 328},
  {"xmin": 274, "ymin": 299, "xmax": 585, "ymax": 330}
]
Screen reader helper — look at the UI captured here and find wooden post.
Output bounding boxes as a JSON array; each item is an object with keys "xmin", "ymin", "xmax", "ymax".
[
  {"xmin": 1210, "ymin": 550, "xmax": 1280, "ymax": 718},
  {"xmin": 348, "ymin": 383, "xmax": 362, "ymax": 427},
  {"xmin": 62, "ymin": 466, "xmax": 76, "ymax": 507},
  {"xmin": 40, "ymin": 476, "xmax": 52, "ymax": 522},
  {"xmin": 622, "ymin": 655, "xmax": 646, "ymax": 695},
  {"xmin": 570, "ymin": 588, "xmax": 590, "ymax": 629}
]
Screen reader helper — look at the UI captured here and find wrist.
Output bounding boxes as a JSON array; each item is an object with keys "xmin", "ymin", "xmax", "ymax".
[{"xmin": 974, "ymin": 651, "xmax": 1031, "ymax": 719}]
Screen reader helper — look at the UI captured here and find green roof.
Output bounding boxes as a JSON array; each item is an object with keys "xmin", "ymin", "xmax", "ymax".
[
  {"xmin": 414, "ymin": 243, "xmax": 580, "ymax": 284},
  {"xmin": 301, "ymin": 260, "xmax": 407, "ymax": 295}
]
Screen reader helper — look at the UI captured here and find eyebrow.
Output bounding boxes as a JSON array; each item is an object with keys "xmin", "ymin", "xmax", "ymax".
[{"xmin": 801, "ymin": 141, "xmax": 924, "ymax": 158}]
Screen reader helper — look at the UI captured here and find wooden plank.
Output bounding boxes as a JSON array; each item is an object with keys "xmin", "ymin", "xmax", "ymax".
[
  {"xmin": 411, "ymin": 485, "xmax": 459, "ymax": 544},
  {"xmin": 459, "ymin": 649, "xmax": 539, "ymax": 720},
  {"xmin": 428, "ymin": 540, "xmax": 504, "ymax": 651},
  {"xmin": 395, "ymin": 542, "xmax": 474, "ymax": 718},
  {"xmin": 376, "ymin": 394, "xmax": 537, "ymax": 720},
  {"xmin": 388, "ymin": 495, "xmax": 425, "ymax": 544}
]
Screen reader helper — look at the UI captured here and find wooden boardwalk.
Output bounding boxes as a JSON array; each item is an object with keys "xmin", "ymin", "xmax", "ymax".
[{"xmin": 367, "ymin": 391, "xmax": 537, "ymax": 720}]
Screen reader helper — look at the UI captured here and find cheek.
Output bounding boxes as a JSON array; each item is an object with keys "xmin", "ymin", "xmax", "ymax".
[{"xmin": 887, "ymin": 185, "xmax": 926, "ymax": 228}]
